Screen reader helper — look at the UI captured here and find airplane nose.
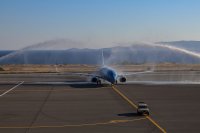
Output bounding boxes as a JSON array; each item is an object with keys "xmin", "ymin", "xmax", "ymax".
[
  {"xmin": 110, "ymin": 75, "xmax": 116, "ymax": 84},
  {"xmin": 107, "ymin": 70, "xmax": 117, "ymax": 84}
]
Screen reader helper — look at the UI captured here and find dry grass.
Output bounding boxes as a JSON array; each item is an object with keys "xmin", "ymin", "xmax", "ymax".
[
  {"xmin": 0, "ymin": 64, "xmax": 98, "ymax": 73},
  {"xmin": 0, "ymin": 67, "xmax": 4, "ymax": 71},
  {"xmin": 112, "ymin": 63, "xmax": 200, "ymax": 72},
  {"xmin": 0, "ymin": 63, "xmax": 200, "ymax": 74}
]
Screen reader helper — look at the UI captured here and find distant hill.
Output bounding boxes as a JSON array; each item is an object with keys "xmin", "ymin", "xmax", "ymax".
[{"xmin": 0, "ymin": 41, "xmax": 200, "ymax": 64}]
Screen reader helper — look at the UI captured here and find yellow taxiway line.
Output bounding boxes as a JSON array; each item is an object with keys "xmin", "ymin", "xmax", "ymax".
[
  {"xmin": 111, "ymin": 85, "xmax": 167, "ymax": 133},
  {"xmin": 0, "ymin": 118, "xmax": 146, "ymax": 129}
]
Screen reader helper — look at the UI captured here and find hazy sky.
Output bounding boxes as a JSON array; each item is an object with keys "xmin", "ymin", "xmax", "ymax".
[{"xmin": 1, "ymin": 0, "xmax": 200, "ymax": 50}]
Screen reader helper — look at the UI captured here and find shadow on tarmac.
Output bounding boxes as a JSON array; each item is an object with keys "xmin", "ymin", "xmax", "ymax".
[
  {"xmin": 118, "ymin": 112, "xmax": 138, "ymax": 117},
  {"xmin": 69, "ymin": 84, "xmax": 110, "ymax": 88}
]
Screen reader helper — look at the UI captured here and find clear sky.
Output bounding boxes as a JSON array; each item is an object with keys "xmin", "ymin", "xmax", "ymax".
[{"xmin": 0, "ymin": 0, "xmax": 200, "ymax": 50}]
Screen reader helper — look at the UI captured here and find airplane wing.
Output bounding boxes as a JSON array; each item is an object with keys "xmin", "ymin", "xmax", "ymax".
[
  {"xmin": 60, "ymin": 72, "xmax": 103, "ymax": 79},
  {"xmin": 118, "ymin": 70, "xmax": 153, "ymax": 77}
]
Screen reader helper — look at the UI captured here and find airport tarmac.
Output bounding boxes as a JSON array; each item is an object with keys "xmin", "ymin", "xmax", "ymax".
[{"xmin": 0, "ymin": 73, "xmax": 200, "ymax": 133}]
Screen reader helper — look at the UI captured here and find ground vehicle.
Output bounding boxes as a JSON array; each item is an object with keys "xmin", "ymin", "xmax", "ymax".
[{"xmin": 137, "ymin": 102, "xmax": 150, "ymax": 115}]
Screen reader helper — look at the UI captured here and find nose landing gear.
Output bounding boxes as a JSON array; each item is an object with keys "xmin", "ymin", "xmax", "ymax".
[{"xmin": 97, "ymin": 79, "xmax": 101, "ymax": 85}]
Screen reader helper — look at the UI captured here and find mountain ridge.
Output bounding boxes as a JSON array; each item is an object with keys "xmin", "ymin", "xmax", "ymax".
[{"xmin": 0, "ymin": 41, "xmax": 200, "ymax": 64}]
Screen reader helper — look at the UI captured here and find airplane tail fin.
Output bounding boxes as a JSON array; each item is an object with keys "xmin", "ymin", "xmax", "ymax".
[{"xmin": 102, "ymin": 49, "xmax": 105, "ymax": 66}]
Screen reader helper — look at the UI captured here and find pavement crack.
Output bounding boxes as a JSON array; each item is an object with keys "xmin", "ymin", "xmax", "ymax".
[{"xmin": 24, "ymin": 86, "xmax": 54, "ymax": 133}]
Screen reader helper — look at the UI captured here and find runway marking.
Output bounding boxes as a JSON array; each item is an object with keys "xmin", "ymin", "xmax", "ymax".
[
  {"xmin": 0, "ymin": 118, "xmax": 146, "ymax": 129},
  {"xmin": 111, "ymin": 85, "xmax": 167, "ymax": 133},
  {"xmin": 0, "ymin": 81, "xmax": 24, "ymax": 97}
]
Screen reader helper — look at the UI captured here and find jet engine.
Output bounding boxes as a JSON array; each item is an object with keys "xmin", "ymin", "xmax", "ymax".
[
  {"xmin": 91, "ymin": 77, "xmax": 101, "ymax": 84},
  {"xmin": 91, "ymin": 77, "xmax": 98, "ymax": 82},
  {"xmin": 119, "ymin": 76, "xmax": 126, "ymax": 82}
]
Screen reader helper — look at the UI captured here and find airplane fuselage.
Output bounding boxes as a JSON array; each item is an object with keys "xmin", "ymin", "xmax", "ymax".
[{"xmin": 98, "ymin": 67, "xmax": 118, "ymax": 84}]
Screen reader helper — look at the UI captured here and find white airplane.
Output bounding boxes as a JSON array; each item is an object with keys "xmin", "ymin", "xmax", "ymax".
[{"xmin": 73, "ymin": 50, "xmax": 152, "ymax": 85}]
